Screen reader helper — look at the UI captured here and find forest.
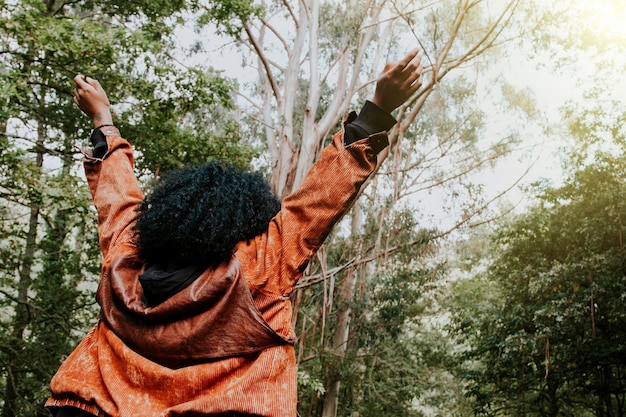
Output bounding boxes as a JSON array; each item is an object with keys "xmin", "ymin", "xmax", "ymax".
[{"xmin": 1, "ymin": 0, "xmax": 625, "ymax": 416}]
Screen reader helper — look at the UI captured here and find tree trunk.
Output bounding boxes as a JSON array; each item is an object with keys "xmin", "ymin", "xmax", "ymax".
[
  {"xmin": 1, "ymin": 124, "xmax": 44, "ymax": 417},
  {"xmin": 322, "ymin": 204, "xmax": 362, "ymax": 417}
]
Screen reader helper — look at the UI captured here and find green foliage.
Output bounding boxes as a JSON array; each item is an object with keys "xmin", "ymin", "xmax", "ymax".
[
  {"xmin": 0, "ymin": 163, "xmax": 101, "ymax": 415},
  {"xmin": 563, "ymin": 84, "xmax": 626, "ymax": 172},
  {"xmin": 1, "ymin": 1, "xmax": 251, "ymax": 415},
  {"xmin": 295, "ymin": 201, "xmax": 452, "ymax": 416},
  {"xmin": 117, "ymin": 68, "xmax": 257, "ymax": 175},
  {"xmin": 318, "ymin": 2, "xmax": 367, "ymax": 56},
  {"xmin": 451, "ymin": 153, "xmax": 626, "ymax": 416},
  {"xmin": 297, "ymin": 260, "xmax": 443, "ymax": 417},
  {"xmin": 195, "ymin": 0, "xmax": 263, "ymax": 38},
  {"xmin": 344, "ymin": 261, "xmax": 449, "ymax": 417}
]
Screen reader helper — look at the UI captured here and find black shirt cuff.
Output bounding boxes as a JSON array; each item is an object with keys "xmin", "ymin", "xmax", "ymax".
[
  {"xmin": 344, "ymin": 101, "xmax": 397, "ymax": 146},
  {"xmin": 90, "ymin": 129, "xmax": 108, "ymax": 159}
]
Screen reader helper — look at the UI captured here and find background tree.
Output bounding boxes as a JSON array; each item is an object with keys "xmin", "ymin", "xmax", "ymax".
[
  {"xmin": 452, "ymin": 152, "xmax": 626, "ymax": 416},
  {"xmin": 0, "ymin": 1, "xmax": 251, "ymax": 415},
  {"xmin": 448, "ymin": 1, "xmax": 626, "ymax": 411},
  {"xmin": 4, "ymin": 0, "xmax": 620, "ymax": 415},
  {"xmin": 190, "ymin": 1, "xmax": 550, "ymax": 414}
]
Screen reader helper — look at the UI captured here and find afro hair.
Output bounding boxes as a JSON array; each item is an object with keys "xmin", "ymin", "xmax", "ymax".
[{"xmin": 134, "ymin": 161, "xmax": 281, "ymax": 265}]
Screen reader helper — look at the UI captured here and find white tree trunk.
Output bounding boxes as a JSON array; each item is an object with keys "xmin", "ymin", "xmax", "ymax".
[
  {"xmin": 233, "ymin": 0, "xmax": 527, "ymax": 414},
  {"xmin": 322, "ymin": 204, "xmax": 362, "ymax": 417}
]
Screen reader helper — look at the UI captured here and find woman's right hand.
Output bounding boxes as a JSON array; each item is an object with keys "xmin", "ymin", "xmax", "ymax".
[
  {"xmin": 73, "ymin": 74, "xmax": 113, "ymax": 127},
  {"xmin": 371, "ymin": 49, "xmax": 423, "ymax": 113}
]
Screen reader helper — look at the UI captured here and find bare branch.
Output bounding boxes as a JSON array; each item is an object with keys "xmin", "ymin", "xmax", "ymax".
[
  {"xmin": 280, "ymin": 0, "xmax": 299, "ymax": 26},
  {"xmin": 316, "ymin": 49, "xmax": 351, "ymax": 135},
  {"xmin": 260, "ymin": 18, "xmax": 290, "ymax": 53},
  {"xmin": 296, "ymin": 162, "xmax": 525, "ymax": 290},
  {"xmin": 244, "ymin": 22, "xmax": 282, "ymax": 106},
  {"xmin": 442, "ymin": 0, "xmax": 521, "ymax": 76}
]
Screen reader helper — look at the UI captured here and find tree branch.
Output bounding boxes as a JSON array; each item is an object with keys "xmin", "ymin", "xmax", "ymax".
[{"xmin": 244, "ymin": 22, "xmax": 281, "ymax": 106}]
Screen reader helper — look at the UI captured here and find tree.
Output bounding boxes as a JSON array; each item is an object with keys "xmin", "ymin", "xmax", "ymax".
[
  {"xmin": 0, "ymin": 1, "xmax": 248, "ymax": 415},
  {"xmin": 446, "ymin": 1, "xmax": 626, "ymax": 414},
  {"xmin": 190, "ymin": 0, "xmax": 544, "ymax": 414},
  {"xmin": 452, "ymin": 154, "xmax": 626, "ymax": 416},
  {"xmin": 449, "ymin": 24, "xmax": 626, "ymax": 409},
  {"xmin": 0, "ymin": 0, "xmax": 566, "ymax": 415}
]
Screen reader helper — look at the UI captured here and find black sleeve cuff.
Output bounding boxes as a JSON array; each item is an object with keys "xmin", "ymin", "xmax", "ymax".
[
  {"xmin": 344, "ymin": 101, "xmax": 397, "ymax": 145},
  {"xmin": 90, "ymin": 129, "xmax": 108, "ymax": 159},
  {"xmin": 88, "ymin": 126, "xmax": 119, "ymax": 159}
]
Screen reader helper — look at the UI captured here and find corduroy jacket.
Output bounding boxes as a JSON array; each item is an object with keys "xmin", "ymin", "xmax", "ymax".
[{"xmin": 46, "ymin": 111, "xmax": 390, "ymax": 417}]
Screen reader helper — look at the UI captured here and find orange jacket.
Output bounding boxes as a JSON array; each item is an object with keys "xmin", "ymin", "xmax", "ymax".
[{"xmin": 47, "ymin": 116, "xmax": 388, "ymax": 416}]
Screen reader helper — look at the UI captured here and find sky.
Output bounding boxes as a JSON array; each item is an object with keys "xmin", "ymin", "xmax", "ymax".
[
  {"xmin": 422, "ymin": 0, "xmax": 626, "ymax": 228},
  {"xmin": 171, "ymin": 0, "xmax": 626, "ymax": 230}
]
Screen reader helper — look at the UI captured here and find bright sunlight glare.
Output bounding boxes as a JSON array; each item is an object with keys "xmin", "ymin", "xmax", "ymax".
[{"xmin": 575, "ymin": 0, "xmax": 626, "ymax": 43}]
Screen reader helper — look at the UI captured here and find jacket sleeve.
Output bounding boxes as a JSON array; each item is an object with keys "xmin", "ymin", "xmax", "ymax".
[
  {"xmin": 236, "ymin": 115, "xmax": 389, "ymax": 296},
  {"xmin": 82, "ymin": 129, "xmax": 144, "ymax": 266}
]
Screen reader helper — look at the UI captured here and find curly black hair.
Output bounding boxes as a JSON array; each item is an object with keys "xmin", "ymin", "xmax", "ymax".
[{"xmin": 134, "ymin": 161, "xmax": 281, "ymax": 265}]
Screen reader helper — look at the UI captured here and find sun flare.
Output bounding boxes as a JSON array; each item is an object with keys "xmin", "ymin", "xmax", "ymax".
[{"xmin": 576, "ymin": 0, "xmax": 626, "ymax": 44}]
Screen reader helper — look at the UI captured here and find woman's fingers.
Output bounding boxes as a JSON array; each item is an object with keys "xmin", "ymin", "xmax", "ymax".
[
  {"xmin": 398, "ymin": 49, "xmax": 420, "ymax": 69},
  {"xmin": 74, "ymin": 74, "xmax": 88, "ymax": 89}
]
